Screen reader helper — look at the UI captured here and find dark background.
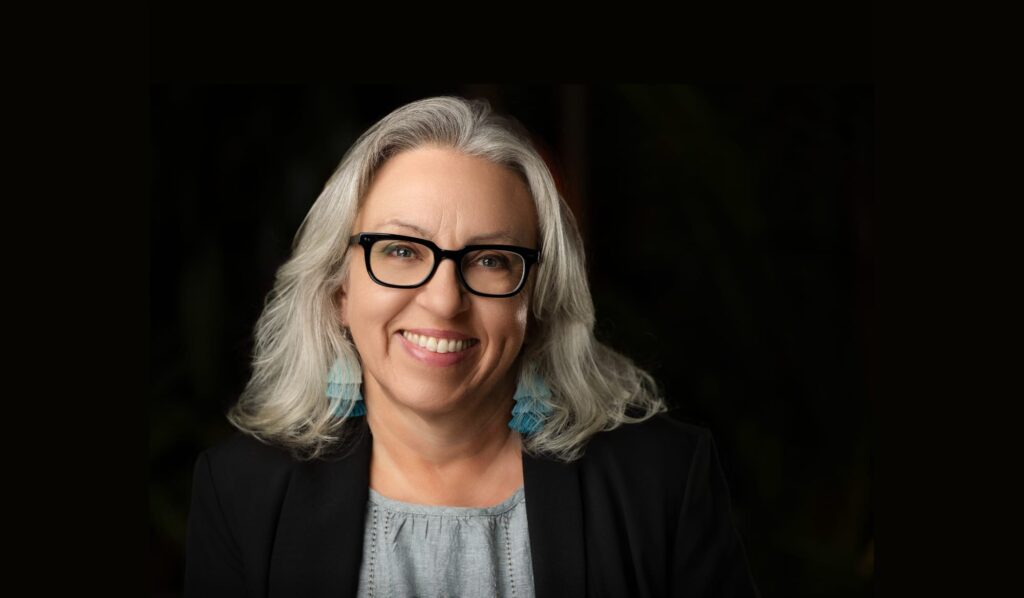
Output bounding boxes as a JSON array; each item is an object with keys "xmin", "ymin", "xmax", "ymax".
[{"xmin": 150, "ymin": 84, "xmax": 874, "ymax": 597}]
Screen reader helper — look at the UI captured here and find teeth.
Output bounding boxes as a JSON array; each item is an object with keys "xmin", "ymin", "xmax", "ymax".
[{"xmin": 402, "ymin": 331, "xmax": 477, "ymax": 354}]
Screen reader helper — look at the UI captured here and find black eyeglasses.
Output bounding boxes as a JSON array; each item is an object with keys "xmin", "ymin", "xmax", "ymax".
[{"xmin": 349, "ymin": 232, "xmax": 541, "ymax": 298}]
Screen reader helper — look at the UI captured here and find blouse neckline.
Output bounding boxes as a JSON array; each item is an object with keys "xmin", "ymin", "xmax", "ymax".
[{"xmin": 367, "ymin": 485, "xmax": 526, "ymax": 517}]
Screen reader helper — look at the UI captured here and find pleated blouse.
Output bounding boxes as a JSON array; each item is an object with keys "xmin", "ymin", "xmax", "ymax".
[{"xmin": 356, "ymin": 485, "xmax": 535, "ymax": 598}]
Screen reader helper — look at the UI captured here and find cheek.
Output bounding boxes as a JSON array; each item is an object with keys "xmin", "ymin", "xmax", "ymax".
[
  {"xmin": 491, "ymin": 298, "xmax": 530, "ymax": 345},
  {"xmin": 344, "ymin": 278, "xmax": 399, "ymax": 334},
  {"xmin": 513, "ymin": 300, "xmax": 529, "ymax": 332}
]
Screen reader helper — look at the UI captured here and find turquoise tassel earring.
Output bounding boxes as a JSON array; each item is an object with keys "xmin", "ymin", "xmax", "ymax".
[
  {"xmin": 326, "ymin": 358, "xmax": 365, "ymax": 417},
  {"xmin": 508, "ymin": 367, "xmax": 553, "ymax": 436}
]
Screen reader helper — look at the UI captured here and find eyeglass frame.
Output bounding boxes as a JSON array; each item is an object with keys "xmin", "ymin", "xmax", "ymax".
[{"xmin": 348, "ymin": 232, "xmax": 542, "ymax": 298}]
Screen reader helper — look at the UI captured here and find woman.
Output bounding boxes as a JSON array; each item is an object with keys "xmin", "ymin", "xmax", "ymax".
[{"xmin": 185, "ymin": 96, "xmax": 760, "ymax": 597}]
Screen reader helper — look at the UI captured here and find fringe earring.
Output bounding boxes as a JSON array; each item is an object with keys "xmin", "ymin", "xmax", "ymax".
[
  {"xmin": 508, "ymin": 366, "xmax": 553, "ymax": 436},
  {"xmin": 326, "ymin": 357, "xmax": 365, "ymax": 417}
]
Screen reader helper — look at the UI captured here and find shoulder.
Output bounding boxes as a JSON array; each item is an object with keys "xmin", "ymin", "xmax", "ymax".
[
  {"xmin": 193, "ymin": 421, "xmax": 370, "ymax": 507},
  {"xmin": 193, "ymin": 431, "xmax": 300, "ymax": 508},
  {"xmin": 584, "ymin": 410, "xmax": 712, "ymax": 464},
  {"xmin": 202, "ymin": 431, "xmax": 297, "ymax": 475},
  {"xmin": 574, "ymin": 411, "xmax": 715, "ymax": 500}
]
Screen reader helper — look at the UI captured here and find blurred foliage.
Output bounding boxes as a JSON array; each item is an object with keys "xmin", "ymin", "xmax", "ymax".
[{"xmin": 151, "ymin": 84, "xmax": 873, "ymax": 597}]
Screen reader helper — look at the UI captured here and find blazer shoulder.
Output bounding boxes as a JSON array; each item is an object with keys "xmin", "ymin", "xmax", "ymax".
[
  {"xmin": 565, "ymin": 411, "xmax": 722, "ymax": 543},
  {"xmin": 195, "ymin": 431, "xmax": 299, "ymax": 504},
  {"xmin": 573, "ymin": 410, "xmax": 717, "ymax": 503},
  {"xmin": 186, "ymin": 432, "xmax": 313, "ymax": 596},
  {"xmin": 203, "ymin": 430, "xmax": 296, "ymax": 469},
  {"xmin": 586, "ymin": 410, "xmax": 712, "ymax": 462}
]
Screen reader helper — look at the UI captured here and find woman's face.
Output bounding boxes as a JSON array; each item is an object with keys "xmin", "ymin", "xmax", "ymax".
[{"xmin": 339, "ymin": 146, "xmax": 539, "ymax": 418}]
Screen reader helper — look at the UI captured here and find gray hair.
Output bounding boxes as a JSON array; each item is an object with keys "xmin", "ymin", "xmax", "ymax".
[{"xmin": 227, "ymin": 96, "xmax": 668, "ymax": 462}]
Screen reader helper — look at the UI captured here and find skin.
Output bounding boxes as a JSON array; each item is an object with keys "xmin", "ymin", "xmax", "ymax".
[{"xmin": 337, "ymin": 145, "xmax": 540, "ymax": 507}]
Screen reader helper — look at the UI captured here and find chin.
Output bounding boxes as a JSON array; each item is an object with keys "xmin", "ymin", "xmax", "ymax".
[
  {"xmin": 389, "ymin": 383, "xmax": 465, "ymax": 409},
  {"xmin": 397, "ymin": 396, "xmax": 465, "ymax": 417}
]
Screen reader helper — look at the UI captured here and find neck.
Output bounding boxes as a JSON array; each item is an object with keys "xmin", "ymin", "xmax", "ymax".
[{"xmin": 364, "ymin": 375, "xmax": 523, "ymax": 505}]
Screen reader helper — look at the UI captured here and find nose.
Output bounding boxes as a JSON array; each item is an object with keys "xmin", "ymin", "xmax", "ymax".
[{"xmin": 416, "ymin": 257, "xmax": 469, "ymax": 317}]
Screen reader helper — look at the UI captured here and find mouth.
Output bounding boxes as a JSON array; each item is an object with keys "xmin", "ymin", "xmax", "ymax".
[{"xmin": 399, "ymin": 330, "xmax": 480, "ymax": 354}]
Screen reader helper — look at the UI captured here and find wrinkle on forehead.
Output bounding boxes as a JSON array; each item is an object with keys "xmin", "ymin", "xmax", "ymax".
[
  {"xmin": 355, "ymin": 147, "xmax": 539, "ymax": 248},
  {"xmin": 375, "ymin": 218, "xmax": 524, "ymax": 246}
]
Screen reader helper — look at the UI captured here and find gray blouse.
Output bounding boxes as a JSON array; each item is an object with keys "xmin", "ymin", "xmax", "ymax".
[{"xmin": 356, "ymin": 485, "xmax": 536, "ymax": 598}]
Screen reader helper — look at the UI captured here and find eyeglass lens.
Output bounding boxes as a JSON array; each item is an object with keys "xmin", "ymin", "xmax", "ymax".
[{"xmin": 369, "ymin": 239, "xmax": 526, "ymax": 295}]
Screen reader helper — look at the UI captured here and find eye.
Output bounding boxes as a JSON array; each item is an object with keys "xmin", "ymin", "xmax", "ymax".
[
  {"xmin": 477, "ymin": 253, "xmax": 511, "ymax": 269},
  {"xmin": 383, "ymin": 243, "xmax": 420, "ymax": 259}
]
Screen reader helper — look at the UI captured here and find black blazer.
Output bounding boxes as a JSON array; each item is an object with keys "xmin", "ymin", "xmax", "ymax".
[{"xmin": 184, "ymin": 412, "xmax": 760, "ymax": 597}]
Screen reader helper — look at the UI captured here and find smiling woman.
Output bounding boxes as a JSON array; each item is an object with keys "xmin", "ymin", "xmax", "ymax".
[
  {"xmin": 184, "ymin": 96, "xmax": 761, "ymax": 597},
  {"xmin": 339, "ymin": 147, "xmax": 540, "ymax": 508}
]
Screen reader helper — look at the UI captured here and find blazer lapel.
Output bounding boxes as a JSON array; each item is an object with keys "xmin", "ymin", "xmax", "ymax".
[
  {"xmin": 523, "ymin": 450, "xmax": 586, "ymax": 598},
  {"xmin": 268, "ymin": 420, "xmax": 372, "ymax": 597}
]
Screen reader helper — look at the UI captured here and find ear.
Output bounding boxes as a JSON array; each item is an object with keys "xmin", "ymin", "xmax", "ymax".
[{"xmin": 336, "ymin": 285, "xmax": 349, "ymax": 328}]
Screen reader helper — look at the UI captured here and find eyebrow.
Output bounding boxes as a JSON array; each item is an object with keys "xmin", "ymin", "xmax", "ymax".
[{"xmin": 376, "ymin": 218, "xmax": 524, "ymax": 245}]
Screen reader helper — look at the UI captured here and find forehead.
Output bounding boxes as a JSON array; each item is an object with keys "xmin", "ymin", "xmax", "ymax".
[{"xmin": 357, "ymin": 147, "xmax": 538, "ymax": 246}]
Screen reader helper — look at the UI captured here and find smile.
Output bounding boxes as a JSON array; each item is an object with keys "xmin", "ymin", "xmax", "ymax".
[{"xmin": 401, "ymin": 330, "xmax": 479, "ymax": 354}]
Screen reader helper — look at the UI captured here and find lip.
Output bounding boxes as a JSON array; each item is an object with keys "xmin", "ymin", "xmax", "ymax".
[
  {"xmin": 400, "ymin": 328, "xmax": 477, "ymax": 341},
  {"xmin": 396, "ymin": 331, "xmax": 478, "ymax": 367}
]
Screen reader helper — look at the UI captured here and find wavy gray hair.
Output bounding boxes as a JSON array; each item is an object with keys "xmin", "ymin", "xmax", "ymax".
[{"xmin": 227, "ymin": 95, "xmax": 668, "ymax": 461}]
